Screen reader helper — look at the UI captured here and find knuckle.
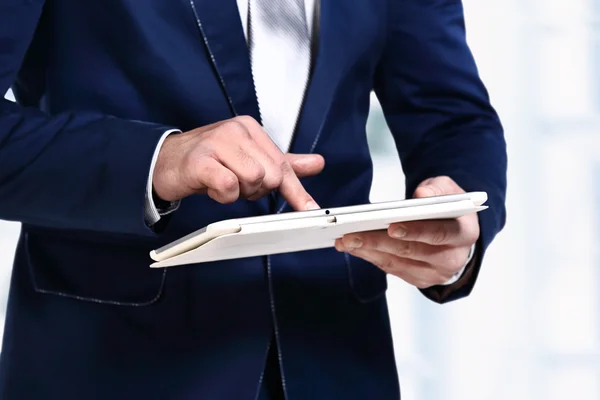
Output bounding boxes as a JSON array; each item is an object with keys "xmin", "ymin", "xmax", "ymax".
[
  {"xmin": 272, "ymin": 152, "xmax": 287, "ymax": 165},
  {"xmin": 192, "ymin": 160, "xmax": 215, "ymax": 187},
  {"xmin": 380, "ymin": 257, "xmax": 396, "ymax": 271},
  {"xmin": 406, "ymin": 223, "xmax": 424, "ymax": 241},
  {"xmin": 201, "ymin": 146, "xmax": 218, "ymax": 159},
  {"xmin": 262, "ymin": 171, "xmax": 284, "ymax": 190},
  {"xmin": 233, "ymin": 115, "xmax": 259, "ymax": 128},
  {"xmin": 222, "ymin": 120, "xmax": 251, "ymax": 138},
  {"xmin": 245, "ymin": 165, "xmax": 266, "ymax": 186},
  {"xmin": 219, "ymin": 175, "xmax": 239, "ymax": 192},
  {"xmin": 364, "ymin": 237, "xmax": 378, "ymax": 251},
  {"xmin": 209, "ymin": 187, "xmax": 238, "ymax": 204},
  {"xmin": 236, "ymin": 147, "xmax": 255, "ymax": 164},
  {"xmin": 431, "ymin": 226, "xmax": 449, "ymax": 245},
  {"xmin": 200, "ymin": 139, "xmax": 219, "ymax": 155},
  {"xmin": 397, "ymin": 240, "xmax": 412, "ymax": 256},
  {"xmin": 220, "ymin": 192, "xmax": 238, "ymax": 204},
  {"xmin": 201, "ymin": 128, "xmax": 219, "ymax": 142},
  {"xmin": 280, "ymin": 160, "xmax": 294, "ymax": 175}
]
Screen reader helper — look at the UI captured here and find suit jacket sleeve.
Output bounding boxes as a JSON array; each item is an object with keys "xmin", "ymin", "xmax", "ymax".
[
  {"xmin": 0, "ymin": 1, "xmax": 176, "ymax": 236},
  {"xmin": 373, "ymin": 0, "xmax": 507, "ymax": 303}
]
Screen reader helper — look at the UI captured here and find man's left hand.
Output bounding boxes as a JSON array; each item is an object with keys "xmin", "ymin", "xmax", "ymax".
[{"xmin": 334, "ymin": 176, "xmax": 479, "ymax": 289}]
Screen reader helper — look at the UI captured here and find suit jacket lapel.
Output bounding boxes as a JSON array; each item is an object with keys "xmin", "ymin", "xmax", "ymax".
[
  {"xmin": 189, "ymin": 0, "xmax": 261, "ymax": 121},
  {"xmin": 188, "ymin": 0, "xmax": 351, "ymax": 154}
]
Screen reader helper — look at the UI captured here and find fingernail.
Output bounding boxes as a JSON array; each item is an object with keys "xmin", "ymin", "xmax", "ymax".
[
  {"xmin": 305, "ymin": 200, "xmax": 320, "ymax": 210},
  {"xmin": 346, "ymin": 237, "xmax": 363, "ymax": 250},
  {"xmin": 391, "ymin": 226, "xmax": 407, "ymax": 238}
]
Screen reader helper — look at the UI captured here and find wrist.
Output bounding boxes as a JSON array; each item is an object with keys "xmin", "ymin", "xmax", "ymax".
[
  {"xmin": 152, "ymin": 132, "xmax": 183, "ymax": 202},
  {"xmin": 144, "ymin": 129, "xmax": 181, "ymax": 226}
]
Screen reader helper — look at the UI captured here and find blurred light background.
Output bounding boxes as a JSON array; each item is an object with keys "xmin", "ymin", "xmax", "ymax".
[{"xmin": 1, "ymin": 0, "xmax": 598, "ymax": 399}]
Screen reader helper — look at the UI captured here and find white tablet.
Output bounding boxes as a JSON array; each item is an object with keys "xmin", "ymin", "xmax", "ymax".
[{"xmin": 149, "ymin": 192, "xmax": 488, "ymax": 268}]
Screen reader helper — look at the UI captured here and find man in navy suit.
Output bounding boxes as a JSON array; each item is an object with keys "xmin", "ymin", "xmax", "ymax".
[{"xmin": 0, "ymin": 0, "xmax": 506, "ymax": 398}]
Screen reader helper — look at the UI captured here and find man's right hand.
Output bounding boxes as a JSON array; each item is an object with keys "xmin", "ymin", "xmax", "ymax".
[{"xmin": 152, "ymin": 116, "xmax": 325, "ymax": 211}]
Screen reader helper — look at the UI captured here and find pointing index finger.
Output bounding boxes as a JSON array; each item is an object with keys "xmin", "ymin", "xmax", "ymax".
[{"xmin": 278, "ymin": 163, "xmax": 320, "ymax": 211}]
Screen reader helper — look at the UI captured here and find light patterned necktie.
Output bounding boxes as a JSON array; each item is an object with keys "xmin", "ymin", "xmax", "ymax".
[{"xmin": 248, "ymin": 0, "xmax": 311, "ymax": 152}]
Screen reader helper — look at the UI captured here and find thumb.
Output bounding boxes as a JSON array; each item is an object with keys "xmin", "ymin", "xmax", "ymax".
[
  {"xmin": 285, "ymin": 153, "xmax": 325, "ymax": 178},
  {"xmin": 413, "ymin": 176, "xmax": 464, "ymax": 198}
]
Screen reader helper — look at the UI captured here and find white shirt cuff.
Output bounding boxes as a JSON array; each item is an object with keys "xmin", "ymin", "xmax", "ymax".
[
  {"xmin": 440, "ymin": 243, "xmax": 476, "ymax": 286},
  {"xmin": 144, "ymin": 129, "xmax": 181, "ymax": 226}
]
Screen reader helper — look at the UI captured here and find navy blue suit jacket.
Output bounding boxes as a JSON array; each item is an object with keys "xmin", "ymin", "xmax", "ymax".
[{"xmin": 0, "ymin": 0, "xmax": 506, "ymax": 398}]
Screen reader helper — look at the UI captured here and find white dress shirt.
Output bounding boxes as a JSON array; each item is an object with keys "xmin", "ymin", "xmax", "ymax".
[{"xmin": 144, "ymin": 0, "xmax": 470, "ymax": 285}]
